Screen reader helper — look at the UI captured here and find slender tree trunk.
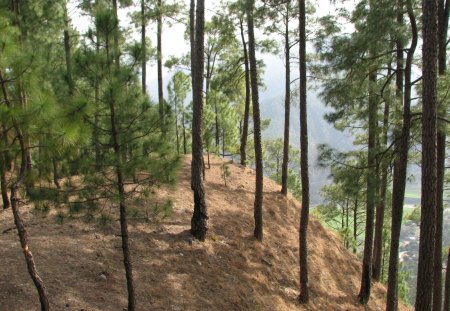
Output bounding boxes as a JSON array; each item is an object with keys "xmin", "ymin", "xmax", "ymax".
[
  {"xmin": 175, "ymin": 98, "xmax": 180, "ymax": 155},
  {"xmin": 141, "ymin": 0, "xmax": 147, "ymax": 94},
  {"xmin": 444, "ymin": 246, "xmax": 450, "ymax": 311},
  {"xmin": 1, "ymin": 70, "xmax": 50, "ymax": 311},
  {"xmin": 246, "ymin": 0, "xmax": 263, "ymax": 242},
  {"xmin": 386, "ymin": 4, "xmax": 416, "ymax": 310},
  {"xmin": 346, "ymin": 199, "xmax": 349, "ymax": 249},
  {"xmin": 1, "ymin": 125, "xmax": 10, "ymax": 209},
  {"xmin": 433, "ymin": 2, "xmax": 449, "ymax": 310},
  {"xmin": 281, "ymin": 8, "xmax": 290, "ymax": 196},
  {"xmin": 109, "ymin": 95, "xmax": 136, "ymax": 311},
  {"xmin": 52, "ymin": 159, "xmax": 60, "ymax": 189},
  {"xmin": 358, "ymin": 72, "xmax": 377, "ymax": 305},
  {"xmin": 64, "ymin": 2, "xmax": 74, "ymax": 96},
  {"xmin": 372, "ymin": 65, "xmax": 391, "ymax": 281},
  {"xmin": 157, "ymin": 0, "xmax": 164, "ymax": 125},
  {"xmin": 190, "ymin": 0, "xmax": 208, "ymax": 241},
  {"xmin": 239, "ymin": 18, "xmax": 250, "ymax": 166},
  {"xmin": 182, "ymin": 111, "xmax": 187, "ymax": 154},
  {"xmin": 112, "ymin": 0, "xmax": 120, "ymax": 70},
  {"xmin": 94, "ymin": 27, "xmax": 102, "ymax": 170},
  {"xmin": 222, "ymin": 130, "xmax": 225, "ymax": 157},
  {"xmin": 298, "ymin": 0, "xmax": 309, "ymax": 302},
  {"xmin": 1, "ymin": 158, "xmax": 9, "ymax": 209},
  {"xmin": 415, "ymin": 0, "xmax": 438, "ymax": 308},
  {"xmin": 353, "ymin": 198, "xmax": 358, "ymax": 254},
  {"xmin": 107, "ymin": 14, "xmax": 136, "ymax": 309}
]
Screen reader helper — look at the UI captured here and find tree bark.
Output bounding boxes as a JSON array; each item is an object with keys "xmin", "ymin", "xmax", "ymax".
[
  {"xmin": 239, "ymin": 18, "xmax": 250, "ymax": 167},
  {"xmin": 64, "ymin": 1, "xmax": 74, "ymax": 96},
  {"xmin": 281, "ymin": 6, "xmax": 290, "ymax": 196},
  {"xmin": 386, "ymin": 3, "xmax": 416, "ymax": 310},
  {"xmin": 358, "ymin": 73, "xmax": 377, "ymax": 305},
  {"xmin": 372, "ymin": 90, "xmax": 390, "ymax": 281},
  {"xmin": 141, "ymin": 0, "xmax": 147, "ymax": 94},
  {"xmin": 433, "ymin": 1, "xmax": 449, "ymax": 310},
  {"xmin": 415, "ymin": 0, "xmax": 438, "ymax": 308},
  {"xmin": 157, "ymin": 0, "xmax": 164, "ymax": 125},
  {"xmin": 298, "ymin": 0, "xmax": 309, "ymax": 303},
  {"xmin": 107, "ymin": 13, "xmax": 136, "ymax": 309},
  {"xmin": 112, "ymin": 0, "xmax": 120, "ymax": 70},
  {"xmin": 246, "ymin": 0, "xmax": 263, "ymax": 242},
  {"xmin": 1, "ymin": 158, "xmax": 9, "ymax": 209},
  {"xmin": 190, "ymin": 0, "xmax": 208, "ymax": 241}
]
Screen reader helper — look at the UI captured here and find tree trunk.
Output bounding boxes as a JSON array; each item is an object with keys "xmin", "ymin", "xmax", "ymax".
[
  {"xmin": 157, "ymin": 0, "xmax": 165, "ymax": 127},
  {"xmin": 107, "ymin": 14, "xmax": 136, "ymax": 310},
  {"xmin": 298, "ymin": 0, "xmax": 309, "ymax": 303},
  {"xmin": 94, "ymin": 26, "xmax": 102, "ymax": 170},
  {"xmin": 372, "ymin": 102, "xmax": 389, "ymax": 281},
  {"xmin": 182, "ymin": 111, "xmax": 187, "ymax": 155},
  {"xmin": 190, "ymin": 0, "xmax": 208, "ymax": 241},
  {"xmin": 353, "ymin": 198, "xmax": 358, "ymax": 254},
  {"xmin": 112, "ymin": 0, "xmax": 120, "ymax": 70},
  {"xmin": 52, "ymin": 159, "xmax": 60, "ymax": 189},
  {"xmin": 281, "ymin": 7, "xmax": 290, "ymax": 196},
  {"xmin": 358, "ymin": 72, "xmax": 377, "ymax": 305},
  {"xmin": 1, "ymin": 161, "xmax": 9, "ymax": 209},
  {"xmin": 1, "ymin": 127, "xmax": 10, "ymax": 209},
  {"xmin": 175, "ymin": 98, "xmax": 180, "ymax": 155},
  {"xmin": 239, "ymin": 18, "xmax": 250, "ymax": 167},
  {"xmin": 141, "ymin": 0, "xmax": 147, "ymax": 94},
  {"xmin": 109, "ymin": 96, "xmax": 136, "ymax": 310},
  {"xmin": 386, "ymin": 3, "xmax": 417, "ymax": 310},
  {"xmin": 433, "ymin": 2, "xmax": 449, "ymax": 310},
  {"xmin": 64, "ymin": 1, "xmax": 74, "ymax": 96},
  {"xmin": 246, "ymin": 0, "xmax": 263, "ymax": 242},
  {"xmin": 415, "ymin": 0, "xmax": 438, "ymax": 308}
]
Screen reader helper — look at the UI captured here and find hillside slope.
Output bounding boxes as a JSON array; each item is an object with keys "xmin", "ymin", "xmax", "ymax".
[{"xmin": 0, "ymin": 155, "xmax": 409, "ymax": 310}]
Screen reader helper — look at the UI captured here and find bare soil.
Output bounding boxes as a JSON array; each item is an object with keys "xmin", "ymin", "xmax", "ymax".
[{"xmin": 0, "ymin": 155, "xmax": 410, "ymax": 311}]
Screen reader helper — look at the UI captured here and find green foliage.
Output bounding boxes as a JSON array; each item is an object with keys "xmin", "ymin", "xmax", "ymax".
[
  {"xmin": 405, "ymin": 206, "xmax": 421, "ymax": 225},
  {"xmin": 262, "ymin": 138, "xmax": 301, "ymax": 198},
  {"xmin": 98, "ymin": 213, "xmax": 113, "ymax": 225},
  {"xmin": 33, "ymin": 202, "xmax": 51, "ymax": 215},
  {"xmin": 221, "ymin": 163, "xmax": 231, "ymax": 186}
]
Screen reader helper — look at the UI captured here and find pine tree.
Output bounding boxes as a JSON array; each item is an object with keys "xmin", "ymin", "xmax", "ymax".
[
  {"xmin": 246, "ymin": 0, "xmax": 264, "ymax": 242},
  {"xmin": 386, "ymin": 2, "xmax": 417, "ymax": 309},
  {"xmin": 298, "ymin": 0, "xmax": 310, "ymax": 301},
  {"xmin": 190, "ymin": 0, "xmax": 208, "ymax": 241},
  {"xmin": 415, "ymin": 0, "xmax": 439, "ymax": 309},
  {"xmin": 433, "ymin": 1, "xmax": 449, "ymax": 310}
]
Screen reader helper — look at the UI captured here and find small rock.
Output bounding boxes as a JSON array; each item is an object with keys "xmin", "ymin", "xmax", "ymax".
[
  {"xmin": 196, "ymin": 260, "xmax": 202, "ymax": 266},
  {"xmin": 261, "ymin": 257, "xmax": 273, "ymax": 267},
  {"xmin": 100, "ymin": 273, "xmax": 107, "ymax": 280},
  {"xmin": 179, "ymin": 252, "xmax": 184, "ymax": 257}
]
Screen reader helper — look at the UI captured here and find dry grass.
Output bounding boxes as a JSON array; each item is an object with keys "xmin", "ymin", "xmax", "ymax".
[{"xmin": 0, "ymin": 155, "xmax": 410, "ymax": 310}]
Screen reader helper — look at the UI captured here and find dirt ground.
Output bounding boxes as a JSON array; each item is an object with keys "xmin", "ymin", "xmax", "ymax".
[{"xmin": 0, "ymin": 155, "xmax": 410, "ymax": 311}]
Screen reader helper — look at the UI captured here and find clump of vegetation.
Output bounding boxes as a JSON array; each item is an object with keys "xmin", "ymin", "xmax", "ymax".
[
  {"xmin": 98, "ymin": 213, "xmax": 113, "ymax": 225},
  {"xmin": 220, "ymin": 164, "xmax": 231, "ymax": 186}
]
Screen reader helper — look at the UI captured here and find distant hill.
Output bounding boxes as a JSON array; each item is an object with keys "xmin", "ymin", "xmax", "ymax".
[
  {"xmin": 260, "ymin": 91, "xmax": 422, "ymax": 205},
  {"xmin": 0, "ymin": 155, "xmax": 411, "ymax": 310},
  {"xmin": 260, "ymin": 92, "xmax": 355, "ymax": 205}
]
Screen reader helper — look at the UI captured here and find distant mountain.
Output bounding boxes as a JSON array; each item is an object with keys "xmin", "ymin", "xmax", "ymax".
[
  {"xmin": 260, "ymin": 91, "xmax": 422, "ymax": 206},
  {"xmin": 260, "ymin": 92, "xmax": 355, "ymax": 205}
]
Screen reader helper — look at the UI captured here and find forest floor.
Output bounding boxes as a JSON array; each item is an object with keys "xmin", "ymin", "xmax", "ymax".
[{"xmin": 0, "ymin": 155, "xmax": 411, "ymax": 311}]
